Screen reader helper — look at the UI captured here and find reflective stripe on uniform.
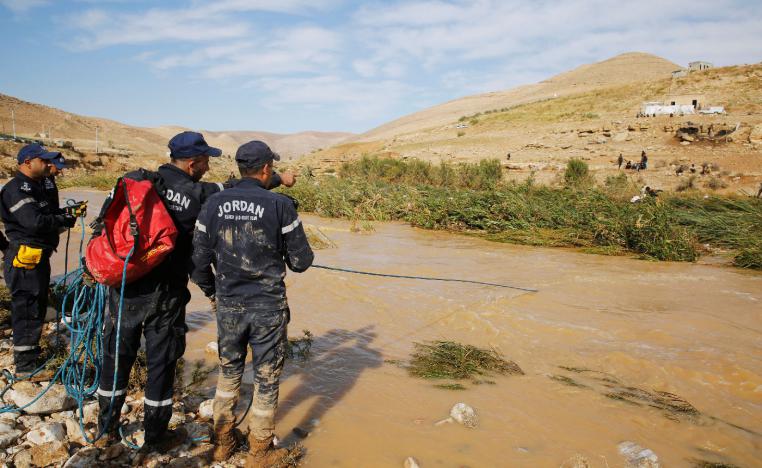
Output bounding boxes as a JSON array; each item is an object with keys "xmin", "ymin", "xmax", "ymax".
[
  {"xmin": 215, "ymin": 388, "xmax": 237, "ymax": 399},
  {"xmin": 215, "ymin": 182, "xmax": 224, "ymax": 191},
  {"xmin": 281, "ymin": 219, "xmax": 301, "ymax": 234},
  {"xmin": 13, "ymin": 345, "xmax": 38, "ymax": 351},
  {"xmin": 9, "ymin": 197, "xmax": 35, "ymax": 213},
  {"xmin": 144, "ymin": 397, "xmax": 173, "ymax": 407},
  {"xmin": 97, "ymin": 387, "xmax": 126, "ymax": 397},
  {"xmin": 195, "ymin": 220, "xmax": 206, "ymax": 233}
]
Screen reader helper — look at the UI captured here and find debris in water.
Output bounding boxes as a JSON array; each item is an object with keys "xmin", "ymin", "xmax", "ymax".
[
  {"xmin": 449, "ymin": 402, "xmax": 478, "ymax": 428},
  {"xmin": 689, "ymin": 459, "xmax": 741, "ymax": 468},
  {"xmin": 407, "ymin": 341, "xmax": 522, "ymax": 390},
  {"xmin": 549, "ymin": 374, "xmax": 588, "ymax": 388},
  {"xmin": 433, "ymin": 383, "xmax": 466, "ymax": 391},
  {"xmin": 404, "ymin": 456, "xmax": 421, "ymax": 468},
  {"xmin": 618, "ymin": 441, "xmax": 660, "ymax": 468},
  {"xmin": 560, "ymin": 454, "xmax": 591, "ymax": 468},
  {"xmin": 205, "ymin": 341, "xmax": 218, "ymax": 354},
  {"xmin": 303, "ymin": 224, "xmax": 336, "ymax": 249},
  {"xmin": 553, "ymin": 366, "xmax": 699, "ymax": 421},
  {"xmin": 286, "ymin": 329, "xmax": 313, "ymax": 361}
]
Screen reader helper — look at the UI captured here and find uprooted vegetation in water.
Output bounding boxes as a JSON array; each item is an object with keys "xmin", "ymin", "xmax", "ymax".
[
  {"xmin": 286, "ymin": 329, "xmax": 314, "ymax": 361},
  {"xmin": 551, "ymin": 366, "xmax": 700, "ymax": 422},
  {"xmin": 286, "ymin": 156, "xmax": 762, "ymax": 269},
  {"xmin": 549, "ymin": 365, "xmax": 758, "ymax": 439},
  {"xmin": 403, "ymin": 341, "xmax": 522, "ymax": 389}
]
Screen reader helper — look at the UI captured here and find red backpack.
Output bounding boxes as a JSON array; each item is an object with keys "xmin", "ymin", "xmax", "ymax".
[{"xmin": 85, "ymin": 172, "xmax": 178, "ymax": 286}]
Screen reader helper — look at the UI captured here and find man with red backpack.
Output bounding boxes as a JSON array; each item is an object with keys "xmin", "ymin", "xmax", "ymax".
[{"xmin": 94, "ymin": 131, "xmax": 225, "ymax": 450}]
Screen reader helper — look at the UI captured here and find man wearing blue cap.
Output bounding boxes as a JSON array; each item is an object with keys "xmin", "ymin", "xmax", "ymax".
[
  {"xmin": 192, "ymin": 140, "xmax": 313, "ymax": 465},
  {"xmin": 95, "ymin": 131, "xmax": 225, "ymax": 450},
  {"xmin": 0, "ymin": 144, "xmax": 82, "ymax": 375}
]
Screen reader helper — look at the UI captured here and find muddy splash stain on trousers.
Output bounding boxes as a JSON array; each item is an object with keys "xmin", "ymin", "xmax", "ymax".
[{"xmin": 213, "ymin": 306, "xmax": 288, "ymax": 440}]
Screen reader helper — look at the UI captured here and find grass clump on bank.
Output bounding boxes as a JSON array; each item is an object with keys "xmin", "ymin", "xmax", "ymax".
[
  {"xmin": 406, "ymin": 341, "xmax": 523, "ymax": 389},
  {"xmin": 287, "ymin": 156, "xmax": 762, "ymax": 268}
]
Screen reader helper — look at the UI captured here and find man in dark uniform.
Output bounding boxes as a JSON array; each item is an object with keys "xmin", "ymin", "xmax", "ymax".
[
  {"xmin": 95, "ymin": 131, "xmax": 224, "ymax": 449},
  {"xmin": 0, "ymin": 144, "xmax": 79, "ymax": 375},
  {"xmin": 192, "ymin": 140, "xmax": 313, "ymax": 465}
]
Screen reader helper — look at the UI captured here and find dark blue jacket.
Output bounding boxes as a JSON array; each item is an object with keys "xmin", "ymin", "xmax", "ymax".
[
  {"xmin": 191, "ymin": 178, "xmax": 313, "ymax": 309},
  {"xmin": 0, "ymin": 172, "xmax": 71, "ymax": 249}
]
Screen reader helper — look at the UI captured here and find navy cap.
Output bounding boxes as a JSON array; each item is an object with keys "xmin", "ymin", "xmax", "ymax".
[
  {"xmin": 52, "ymin": 154, "xmax": 65, "ymax": 170},
  {"xmin": 17, "ymin": 143, "xmax": 61, "ymax": 165},
  {"xmin": 235, "ymin": 140, "xmax": 280, "ymax": 167},
  {"xmin": 168, "ymin": 131, "xmax": 222, "ymax": 159}
]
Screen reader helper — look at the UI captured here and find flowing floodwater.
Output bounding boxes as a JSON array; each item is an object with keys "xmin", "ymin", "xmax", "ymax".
[{"xmin": 54, "ymin": 190, "xmax": 761, "ymax": 467}]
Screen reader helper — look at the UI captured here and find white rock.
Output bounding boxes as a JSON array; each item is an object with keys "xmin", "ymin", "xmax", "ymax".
[
  {"xmin": 26, "ymin": 421, "xmax": 66, "ymax": 445},
  {"xmin": 404, "ymin": 456, "xmax": 421, "ymax": 468},
  {"xmin": 17, "ymin": 415, "xmax": 42, "ymax": 429},
  {"xmin": 63, "ymin": 447, "xmax": 99, "ymax": 468},
  {"xmin": 169, "ymin": 412, "xmax": 186, "ymax": 427},
  {"xmin": 7, "ymin": 382, "xmax": 76, "ymax": 415},
  {"xmin": 63, "ymin": 418, "xmax": 86, "ymax": 445},
  {"xmin": 618, "ymin": 441, "xmax": 660, "ymax": 468},
  {"xmin": 0, "ymin": 429, "xmax": 22, "ymax": 449},
  {"xmin": 82, "ymin": 401, "xmax": 98, "ymax": 425},
  {"xmin": 121, "ymin": 402, "xmax": 130, "ymax": 415},
  {"xmin": 205, "ymin": 341, "xmax": 219, "ymax": 354},
  {"xmin": 0, "ymin": 412, "xmax": 18, "ymax": 423},
  {"xmin": 0, "ymin": 422, "xmax": 14, "ymax": 433},
  {"xmin": 198, "ymin": 400, "xmax": 214, "ymax": 420},
  {"xmin": 0, "ymin": 339, "xmax": 12, "ymax": 351},
  {"xmin": 449, "ymin": 403, "xmax": 478, "ymax": 428}
]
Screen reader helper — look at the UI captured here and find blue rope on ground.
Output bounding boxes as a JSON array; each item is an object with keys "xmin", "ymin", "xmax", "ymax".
[
  {"xmin": 0, "ymin": 213, "xmax": 127, "ymax": 446},
  {"xmin": 312, "ymin": 264, "xmax": 539, "ymax": 293}
]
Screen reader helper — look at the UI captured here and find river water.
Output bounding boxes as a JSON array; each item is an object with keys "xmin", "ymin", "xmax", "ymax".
[{"xmin": 54, "ymin": 190, "xmax": 761, "ymax": 467}]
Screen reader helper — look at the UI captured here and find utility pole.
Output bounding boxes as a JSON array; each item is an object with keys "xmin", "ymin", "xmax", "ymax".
[
  {"xmin": 95, "ymin": 126, "xmax": 99, "ymax": 154},
  {"xmin": 11, "ymin": 108, "xmax": 16, "ymax": 139}
]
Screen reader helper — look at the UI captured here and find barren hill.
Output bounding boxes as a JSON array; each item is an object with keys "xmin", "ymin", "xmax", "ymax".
[
  {"xmin": 356, "ymin": 52, "xmax": 679, "ymax": 142},
  {"xmin": 307, "ymin": 53, "xmax": 762, "ymax": 195},
  {"xmin": 0, "ymin": 93, "xmax": 353, "ymax": 160}
]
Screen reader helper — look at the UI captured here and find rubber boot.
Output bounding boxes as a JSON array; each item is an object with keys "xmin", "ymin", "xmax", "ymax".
[
  {"xmin": 245, "ymin": 434, "xmax": 290, "ymax": 468},
  {"xmin": 212, "ymin": 422, "xmax": 237, "ymax": 462}
]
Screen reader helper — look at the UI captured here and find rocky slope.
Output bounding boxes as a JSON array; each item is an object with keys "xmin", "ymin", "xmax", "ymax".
[{"xmin": 304, "ymin": 53, "xmax": 762, "ymax": 194}]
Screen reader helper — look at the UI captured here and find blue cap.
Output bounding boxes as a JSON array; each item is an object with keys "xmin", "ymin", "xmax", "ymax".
[
  {"xmin": 235, "ymin": 140, "xmax": 280, "ymax": 167},
  {"xmin": 168, "ymin": 131, "xmax": 222, "ymax": 159},
  {"xmin": 17, "ymin": 144, "xmax": 61, "ymax": 165},
  {"xmin": 52, "ymin": 155, "xmax": 65, "ymax": 170}
]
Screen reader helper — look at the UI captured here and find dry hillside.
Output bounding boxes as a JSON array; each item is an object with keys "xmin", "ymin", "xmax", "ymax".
[
  {"xmin": 0, "ymin": 93, "xmax": 352, "ymax": 161},
  {"xmin": 306, "ymin": 53, "xmax": 762, "ymax": 195}
]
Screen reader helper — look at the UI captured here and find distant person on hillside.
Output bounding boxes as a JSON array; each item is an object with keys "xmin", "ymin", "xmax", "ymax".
[
  {"xmin": 690, "ymin": 164, "xmax": 696, "ymax": 174},
  {"xmin": 676, "ymin": 165, "xmax": 685, "ymax": 176},
  {"xmin": 506, "ymin": 152, "xmax": 511, "ymax": 161},
  {"xmin": 625, "ymin": 160, "xmax": 632, "ymax": 170},
  {"xmin": 617, "ymin": 153, "xmax": 623, "ymax": 169},
  {"xmin": 700, "ymin": 162, "xmax": 710, "ymax": 175},
  {"xmin": 639, "ymin": 151, "xmax": 648, "ymax": 171}
]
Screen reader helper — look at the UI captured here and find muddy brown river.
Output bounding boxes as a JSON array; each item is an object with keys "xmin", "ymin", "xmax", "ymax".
[{"xmin": 51, "ymin": 190, "xmax": 761, "ymax": 467}]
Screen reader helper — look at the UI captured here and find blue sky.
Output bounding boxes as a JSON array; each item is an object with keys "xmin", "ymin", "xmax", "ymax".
[{"xmin": 1, "ymin": 0, "xmax": 760, "ymax": 134}]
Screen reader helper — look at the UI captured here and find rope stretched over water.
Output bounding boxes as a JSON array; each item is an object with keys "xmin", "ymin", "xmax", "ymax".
[{"xmin": 312, "ymin": 264, "xmax": 539, "ymax": 293}]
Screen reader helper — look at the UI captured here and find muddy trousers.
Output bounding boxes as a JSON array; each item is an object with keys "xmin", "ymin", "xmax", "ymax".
[
  {"xmin": 97, "ymin": 283, "xmax": 189, "ymax": 443},
  {"xmin": 213, "ymin": 307, "xmax": 288, "ymax": 441},
  {"xmin": 2, "ymin": 245, "xmax": 51, "ymax": 372}
]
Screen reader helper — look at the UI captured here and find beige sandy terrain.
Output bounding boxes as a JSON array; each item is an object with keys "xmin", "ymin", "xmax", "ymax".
[{"xmin": 305, "ymin": 53, "xmax": 762, "ymax": 195}]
